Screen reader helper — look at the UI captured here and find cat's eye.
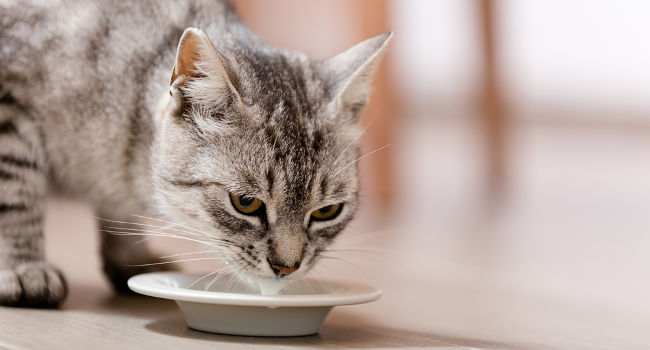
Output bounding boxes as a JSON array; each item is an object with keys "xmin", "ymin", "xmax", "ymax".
[
  {"xmin": 310, "ymin": 203, "xmax": 343, "ymax": 221},
  {"xmin": 230, "ymin": 193, "xmax": 264, "ymax": 215}
]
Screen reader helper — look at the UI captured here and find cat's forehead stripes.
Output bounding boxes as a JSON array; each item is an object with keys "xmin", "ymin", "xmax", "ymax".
[
  {"xmin": 215, "ymin": 46, "xmax": 356, "ymax": 210},
  {"xmin": 265, "ymin": 165, "xmax": 275, "ymax": 196},
  {"xmin": 260, "ymin": 126, "xmax": 329, "ymax": 206},
  {"xmin": 224, "ymin": 47, "xmax": 326, "ymax": 125}
]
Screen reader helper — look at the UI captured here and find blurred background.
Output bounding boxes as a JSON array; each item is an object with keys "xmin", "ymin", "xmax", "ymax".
[
  {"xmin": 225, "ymin": 0, "xmax": 650, "ymax": 301},
  {"xmin": 40, "ymin": 0, "xmax": 650, "ymax": 348},
  {"xmin": 229, "ymin": 0, "xmax": 650, "ymax": 343}
]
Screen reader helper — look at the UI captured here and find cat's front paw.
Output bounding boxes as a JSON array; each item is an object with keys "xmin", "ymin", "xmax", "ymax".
[{"xmin": 0, "ymin": 262, "xmax": 68, "ymax": 308}]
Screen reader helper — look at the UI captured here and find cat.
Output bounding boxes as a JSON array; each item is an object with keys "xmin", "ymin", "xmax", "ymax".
[{"xmin": 0, "ymin": 0, "xmax": 391, "ymax": 307}]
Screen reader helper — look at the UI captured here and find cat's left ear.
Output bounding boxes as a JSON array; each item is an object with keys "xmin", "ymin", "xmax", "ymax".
[
  {"xmin": 323, "ymin": 31, "xmax": 392, "ymax": 122},
  {"xmin": 170, "ymin": 28, "xmax": 244, "ymax": 110}
]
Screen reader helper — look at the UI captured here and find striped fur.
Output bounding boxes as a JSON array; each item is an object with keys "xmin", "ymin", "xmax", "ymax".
[{"xmin": 0, "ymin": 0, "xmax": 390, "ymax": 306}]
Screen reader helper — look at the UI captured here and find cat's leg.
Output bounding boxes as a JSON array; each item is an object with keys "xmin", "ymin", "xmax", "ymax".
[
  {"xmin": 99, "ymin": 219, "xmax": 173, "ymax": 293},
  {"xmin": 0, "ymin": 115, "xmax": 67, "ymax": 307}
]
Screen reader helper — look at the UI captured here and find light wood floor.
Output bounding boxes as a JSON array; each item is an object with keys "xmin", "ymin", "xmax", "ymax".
[{"xmin": 1, "ymin": 119, "xmax": 649, "ymax": 349}]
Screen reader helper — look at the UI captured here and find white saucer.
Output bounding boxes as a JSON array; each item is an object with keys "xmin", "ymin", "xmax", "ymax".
[{"xmin": 127, "ymin": 272, "xmax": 382, "ymax": 337}]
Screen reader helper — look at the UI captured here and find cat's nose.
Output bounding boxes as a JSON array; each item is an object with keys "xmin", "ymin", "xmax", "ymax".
[{"xmin": 268, "ymin": 259, "xmax": 300, "ymax": 277}]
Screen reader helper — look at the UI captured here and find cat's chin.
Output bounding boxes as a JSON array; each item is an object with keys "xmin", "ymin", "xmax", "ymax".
[{"xmin": 238, "ymin": 272, "xmax": 293, "ymax": 295}]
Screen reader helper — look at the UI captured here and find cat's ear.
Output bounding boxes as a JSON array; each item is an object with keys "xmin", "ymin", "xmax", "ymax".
[
  {"xmin": 170, "ymin": 28, "xmax": 244, "ymax": 110},
  {"xmin": 324, "ymin": 31, "xmax": 392, "ymax": 122}
]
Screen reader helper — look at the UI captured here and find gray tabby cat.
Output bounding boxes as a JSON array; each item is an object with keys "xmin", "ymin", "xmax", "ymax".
[{"xmin": 0, "ymin": 0, "xmax": 390, "ymax": 307}]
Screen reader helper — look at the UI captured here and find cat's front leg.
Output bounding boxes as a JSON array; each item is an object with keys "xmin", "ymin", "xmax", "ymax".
[
  {"xmin": 99, "ymin": 218, "xmax": 175, "ymax": 293},
  {"xmin": 0, "ymin": 116, "xmax": 67, "ymax": 307}
]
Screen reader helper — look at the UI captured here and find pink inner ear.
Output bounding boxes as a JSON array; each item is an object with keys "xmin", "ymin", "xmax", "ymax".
[{"xmin": 171, "ymin": 33, "xmax": 205, "ymax": 86}]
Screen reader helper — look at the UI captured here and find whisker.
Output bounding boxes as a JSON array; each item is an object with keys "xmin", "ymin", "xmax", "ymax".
[
  {"xmin": 302, "ymin": 269, "xmax": 331, "ymax": 292},
  {"xmin": 160, "ymin": 250, "xmax": 224, "ymax": 259},
  {"xmin": 105, "ymin": 226, "xmax": 236, "ymax": 247},
  {"xmin": 322, "ymin": 248, "xmax": 390, "ymax": 259},
  {"xmin": 125, "ymin": 257, "xmax": 228, "ymax": 267},
  {"xmin": 132, "ymin": 214, "xmax": 214, "ymax": 237},
  {"xmin": 186, "ymin": 265, "xmax": 232, "ymax": 289},
  {"xmin": 97, "ymin": 217, "xmax": 212, "ymax": 240},
  {"xmin": 100, "ymin": 227, "xmax": 207, "ymax": 240},
  {"xmin": 133, "ymin": 236, "xmax": 154, "ymax": 245},
  {"xmin": 100, "ymin": 229, "xmax": 221, "ymax": 248},
  {"xmin": 333, "ymin": 227, "xmax": 405, "ymax": 244},
  {"xmin": 330, "ymin": 112, "xmax": 377, "ymax": 171},
  {"xmin": 230, "ymin": 274, "xmax": 247, "ymax": 293},
  {"xmin": 101, "ymin": 223, "xmax": 220, "ymax": 243},
  {"xmin": 204, "ymin": 268, "xmax": 232, "ymax": 291},
  {"xmin": 96, "ymin": 217, "xmax": 174, "ymax": 231},
  {"xmin": 223, "ymin": 266, "xmax": 247, "ymax": 293},
  {"xmin": 332, "ymin": 143, "xmax": 392, "ymax": 179},
  {"xmin": 208, "ymin": 265, "xmax": 244, "ymax": 292},
  {"xmin": 306, "ymin": 260, "xmax": 339, "ymax": 286},
  {"xmin": 318, "ymin": 255, "xmax": 369, "ymax": 278}
]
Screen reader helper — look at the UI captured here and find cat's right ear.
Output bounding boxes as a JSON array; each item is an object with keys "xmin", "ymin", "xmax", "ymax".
[
  {"xmin": 323, "ymin": 32, "xmax": 392, "ymax": 124},
  {"xmin": 170, "ymin": 28, "xmax": 244, "ymax": 111}
]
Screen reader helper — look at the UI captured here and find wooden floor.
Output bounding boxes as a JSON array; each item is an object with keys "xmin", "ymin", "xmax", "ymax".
[{"xmin": 1, "ymin": 118, "xmax": 650, "ymax": 349}]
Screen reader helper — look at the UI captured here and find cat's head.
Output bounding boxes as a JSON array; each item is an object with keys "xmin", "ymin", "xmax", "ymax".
[{"xmin": 151, "ymin": 28, "xmax": 390, "ymax": 287}]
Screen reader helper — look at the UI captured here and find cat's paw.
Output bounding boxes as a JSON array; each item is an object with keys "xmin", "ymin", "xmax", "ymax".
[
  {"xmin": 0, "ymin": 262, "xmax": 68, "ymax": 308},
  {"xmin": 103, "ymin": 258, "xmax": 176, "ymax": 294}
]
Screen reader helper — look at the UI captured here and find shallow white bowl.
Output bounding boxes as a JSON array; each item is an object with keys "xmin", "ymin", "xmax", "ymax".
[{"xmin": 128, "ymin": 272, "xmax": 382, "ymax": 337}]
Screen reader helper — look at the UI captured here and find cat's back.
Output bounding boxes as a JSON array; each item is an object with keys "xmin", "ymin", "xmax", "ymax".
[
  {"xmin": 0, "ymin": 0, "xmax": 236, "ymax": 112},
  {"xmin": 0, "ymin": 0, "xmax": 238, "ymax": 209}
]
